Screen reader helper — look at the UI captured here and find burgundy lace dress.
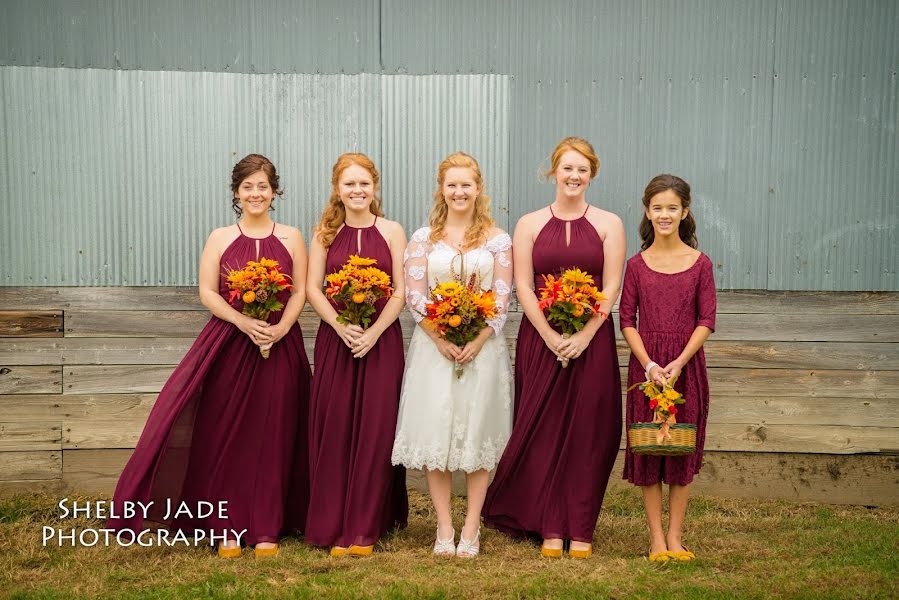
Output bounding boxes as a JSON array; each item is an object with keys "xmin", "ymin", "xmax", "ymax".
[
  {"xmin": 620, "ymin": 252, "xmax": 717, "ymax": 485},
  {"xmin": 109, "ymin": 223, "xmax": 312, "ymax": 544}
]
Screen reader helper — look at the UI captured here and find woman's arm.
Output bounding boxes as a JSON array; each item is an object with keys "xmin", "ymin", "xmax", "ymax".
[
  {"xmin": 351, "ymin": 221, "xmax": 408, "ymax": 358},
  {"xmin": 305, "ymin": 230, "xmax": 361, "ymax": 349},
  {"xmin": 557, "ymin": 212, "xmax": 626, "ymax": 359},
  {"xmin": 198, "ymin": 228, "xmax": 271, "ymax": 345},
  {"xmin": 263, "ymin": 227, "xmax": 308, "ymax": 348},
  {"xmin": 513, "ymin": 213, "xmax": 564, "ymax": 358}
]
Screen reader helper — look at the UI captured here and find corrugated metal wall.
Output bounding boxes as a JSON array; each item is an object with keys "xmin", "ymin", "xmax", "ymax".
[
  {"xmin": 0, "ymin": 67, "xmax": 509, "ymax": 285},
  {"xmin": 1, "ymin": 0, "xmax": 896, "ymax": 290}
]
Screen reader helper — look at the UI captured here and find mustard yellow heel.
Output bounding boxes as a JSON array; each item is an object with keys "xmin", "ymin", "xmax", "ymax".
[
  {"xmin": 348, "ymin": 544, "xmax": 374, "ymax": 557},
  {"xmin": 218, "ymin": 544, "xmax": 241, "ymax": 559},
  {"xmin": 568, "ymin": 545, "xmax": 592, "ymax": 559},
  {"xmin": 253, "ymin": 543, "xmax": 278, "ymax": 558}
]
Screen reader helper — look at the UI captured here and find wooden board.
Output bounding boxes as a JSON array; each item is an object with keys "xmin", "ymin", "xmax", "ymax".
[
  {"xmin": 708, "ymin": 313, "xmax": 899, "ymax": 342},
  {"xmin": 0, "ymin": 394, "xmax": 157, "ymax": 420},
  {"xmin": 702, "ymin": 423, "xmax": 899, "ymax": 454},
  {"xmin": 0, "ymin": 450, "xmax": 62, "ymax": 480},
  {"xmin": 0, "ymin": 448, "xmax": 892, "ymax": 506},
  {"xmin": 0, "ymin": 421, "xmax": 62, "ymax": 451},
  {"xmin": 696, "ymin": 341, "xmax": 899, "ymax": 371},
  {"xmin": 703, "ymin": 368, "xmax": 899, "ymax": 399},
  {"xmin": 63, "ymin": 419, "xmax": 147, "ymax": 450},
  {"xmin": 0, "ymin": 366, "xmax": 62, "ymax": 394},
  {"xmin": 61, "ymin": 448, "xmax": 133, "ymax": 495},
  {"xmin": 65, "ymin": 310, "xmax": 210, "ymax": 338},
  {"xmin": 0, "ymin": 338, "xmax": 195, "ymax": 366},
  {"xmin": 2, "ymin": 287, "xmax": 897, "ymax": 315},
  {"xmin": 63, "ymin": 366, "xmax": 174, "ymax": 395},
  {"xmin": 0, "ymin": 287, "xmax": 203, "ymax": 311},
  {"xmin": 705, "ymin": 397, "xmax": 896, "ymax": 428},
  {"xmin": 687, "ymin": 451, "xmax": 899, "ymax": 506},
  {"xmin": 0, "ymin": 311, "xmax": 63, "ymax": 337}
]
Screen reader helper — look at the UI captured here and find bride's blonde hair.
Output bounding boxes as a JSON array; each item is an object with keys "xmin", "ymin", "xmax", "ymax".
[{"xmin": 428, "ymin": 152, "xmax": 494, "ymax": 249}]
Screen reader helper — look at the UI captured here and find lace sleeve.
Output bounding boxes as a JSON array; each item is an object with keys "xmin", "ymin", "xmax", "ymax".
[
  {"xmin": 485, "ymin": 232, "xmax": 513, "ymax": 336},
  {"xmin": 619, "ymin": 260, "xmax": 638, "ymax": 330},
  {"xmin": 405, "ymin": 227, "xmax": 431, "ymax": 323}
]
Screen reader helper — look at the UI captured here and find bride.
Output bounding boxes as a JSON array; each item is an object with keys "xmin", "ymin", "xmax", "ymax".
[{"xmin": 391, "ymin": 152, "xmax": 513, "ymax": 558}]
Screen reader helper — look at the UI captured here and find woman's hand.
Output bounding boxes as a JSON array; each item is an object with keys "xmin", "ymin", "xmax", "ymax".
[
  {"xmin": 556, "ymin": 329, "xmax": 593, "ymax": 359},
  {"xmin": 541, "ymin": 330, "xmax": 566, "ymax": 358},
  {"xmin": 648, "ymin": 364, "xmax": 668, "ymax": 387},
  {"xmin": 333, "ymin": 322, "xmax": 364, "ymax": 349},
  {"xmin": 261, "ymin": 321, "xmax": 291, "ymax": 349},
  {"xmin": 351, "ymin": 327, "xmax": 382, "ymax": 359},
  {"xmin": 430, "ymin": 333, "xmax": 462, "ymax": 363},
  {"xmin": 663, "ymin": 360, "xmax": 684, "ymax": 383},
  {"xmin": 236, "ymin": 315, "xmax": 272, "ymax": 347},
  {"xmin": 456, "ymin": 335, "xmax": 488, "ymax": 365}
]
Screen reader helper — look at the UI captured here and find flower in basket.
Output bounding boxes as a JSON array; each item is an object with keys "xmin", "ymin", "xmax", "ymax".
[
  {"xmin": 631, "ymin": 379, "xmax": 686, "ymax": 443},
  {"xmin": 324, "ymin": 255, "xmax": 393, "ymax": 329},
  {"xmin": 422, "ymin": 275, "xmax": 496, "ymax": 379},
  {"xmin": 225, "ymin": 257, "xmax": 292, "ymax": 359},
  {"xmin": 536, "ymin": 267, "xmax": 607, "ymax": 367}
]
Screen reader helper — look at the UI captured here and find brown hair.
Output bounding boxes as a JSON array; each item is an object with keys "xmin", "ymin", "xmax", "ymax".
[
  {"xmin": 230, "ymin": 154, "xmax": 283, "ymax": 218},
  {"xmin": 545, "ymin": 136, "xmax": 600, "ymax": 179},
  {"xmin": 315, "ymin": 153, "xmax": 384, "ymax": 248},
  {"xmin": 429, "ymin": 152, "xmax": 495, "ymax": 249},
  {"xmin": 639, "ymin": 174, "xmax": 698, "ymax": 250}
]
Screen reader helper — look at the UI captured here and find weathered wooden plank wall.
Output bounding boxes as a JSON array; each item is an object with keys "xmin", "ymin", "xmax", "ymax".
[{"xmin": 0, "ymin": 288, "xmax": 897, "ymax": 505}]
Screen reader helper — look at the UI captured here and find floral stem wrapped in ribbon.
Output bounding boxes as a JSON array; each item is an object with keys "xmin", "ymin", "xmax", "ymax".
[
  {"xmin": 324, "ymin": 255, "xmax": 393, "ymax": 329},
  {"xmin": 422, "ymin": 274, "xmax": 496, "ymax": 379},
  {"xmin": 225, "ymin": 257, "xmax": 292, "ymax": 359},
  {"xmin": 536, "ymin": 267, "xmax": 607, "ymax": 367}
]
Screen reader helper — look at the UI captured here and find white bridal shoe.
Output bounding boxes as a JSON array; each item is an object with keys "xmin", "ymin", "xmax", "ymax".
[
  {"xmin": 456, "ymin": 528, "xmax": 480, "ymax": 558},
  {"xmin": 433, "ymin": 528, "xmax": 456, "ymax": 557}
]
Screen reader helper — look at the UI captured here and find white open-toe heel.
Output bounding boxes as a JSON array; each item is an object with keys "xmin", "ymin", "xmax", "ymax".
[
  {"xmin": 456, "ymin": 528, "xmax": 480, "ymax": 558},
  {"xmin": 433, "ymin": 528, "xmax": 456, "ymax": 557}
]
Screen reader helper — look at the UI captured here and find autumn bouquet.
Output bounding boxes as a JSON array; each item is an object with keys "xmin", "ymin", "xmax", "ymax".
[
  {"xmin": 423, "ymin": 276, "xmax": 496, "ymax": 379},
  {"xmin": 225, "ymin": 257, "xmax": 292, "ymax": 358},
  {"xmin": 537, "ymin": 267, "xmax": 607, "ymax": 367},
  {"xmin": 626, "ymin": 377, "xmax": 696, "ymax": 455},
  {"xmin": 325, "ymin": 255, "xmax": 393, "ymax": 329}
]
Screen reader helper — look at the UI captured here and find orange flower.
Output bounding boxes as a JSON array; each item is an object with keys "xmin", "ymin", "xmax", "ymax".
[
  {"xmin": 572, "ymin": 305, "xmax": 585, "ymax": 317},
  {"xmin": 352, "ymin": 292, "xmax": 366, "ymax": 304},
  {"xmin": 448, "ymin": 315, "xmax": 462, "ymax": 327},
  {"xmin": 242, "ymin": 291, "xmax": 256, "ymax": 303}
]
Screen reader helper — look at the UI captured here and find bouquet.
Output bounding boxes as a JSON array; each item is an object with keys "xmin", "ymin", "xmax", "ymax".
[
  {"xmin": 325, "ymin": 255, "xmax": 393, "ymax": 329},
  {"xmin": 536, "ymin": 267, "xmax": 607, "ymax": 367},
  {"xmin": 422, "ymin": 275, "xmax": 496, "ymax": 379},
  {"xmin": 225, "ymin": 257, "xmax": 292, "ymax": 358},
  {"xmin": 626, "ymin": 377, "xmax": 696, "ymax": 455}
]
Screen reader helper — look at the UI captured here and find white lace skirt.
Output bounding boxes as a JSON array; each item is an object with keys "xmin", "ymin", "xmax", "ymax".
[{"xmin": 391, "ymin": 326, "xmax": 513, "ymax": 473}]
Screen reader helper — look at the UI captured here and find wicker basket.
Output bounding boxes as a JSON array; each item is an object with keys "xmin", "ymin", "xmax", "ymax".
[{"xmin": 628, "ymin": 422, "xmax": 697, "ymax": 456}]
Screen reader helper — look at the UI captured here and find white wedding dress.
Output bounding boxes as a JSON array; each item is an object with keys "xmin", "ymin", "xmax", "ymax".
[{"xmin": 391, "ymin": 227, "xmax": 514, "ymax": 473}]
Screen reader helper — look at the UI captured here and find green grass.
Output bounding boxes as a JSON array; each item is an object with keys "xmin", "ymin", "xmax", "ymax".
[{"xmin": 1, "ymin": 489, "xmax": 896, "ymax": 599}]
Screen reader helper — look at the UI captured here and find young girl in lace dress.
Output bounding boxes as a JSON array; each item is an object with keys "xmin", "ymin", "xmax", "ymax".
[
  {"xmin": 391, "ymin": 152, "xmax": 513, "ymax": 558},
  {"xmin": 619, "ymin": 174, "xmax": 717, "ymax": 562}
]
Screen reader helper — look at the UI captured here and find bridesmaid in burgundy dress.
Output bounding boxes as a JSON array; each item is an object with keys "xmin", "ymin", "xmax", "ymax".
[
  {"xmin": 304, "ymin": 153, "xmax": 408, "ymax": 556},
  {"xmin": 620, "ymin": 174, "xmax": 716, "ymax": 562},
  {"xmin": 109, "ymin": 154, "xmax": 312, "ymax": 558},
  {"xmin": 483, "ymin": 137, "xmax": 626, "ymax": 558}
]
